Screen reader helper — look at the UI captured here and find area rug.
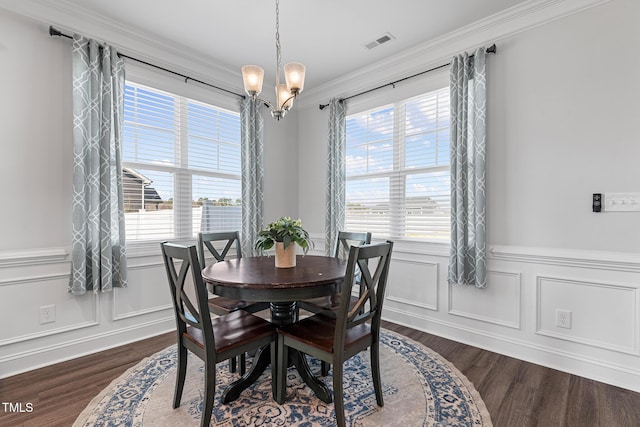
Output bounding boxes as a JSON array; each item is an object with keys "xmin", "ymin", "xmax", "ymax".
[{"xmin": 74, "ymin": 329, "xmax": 492, "ymax": 426}]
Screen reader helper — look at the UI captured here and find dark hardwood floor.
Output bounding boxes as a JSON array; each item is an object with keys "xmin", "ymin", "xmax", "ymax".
[{"xmin": 1, "ymin": 321, "xmax": 639, "ymax": 426}]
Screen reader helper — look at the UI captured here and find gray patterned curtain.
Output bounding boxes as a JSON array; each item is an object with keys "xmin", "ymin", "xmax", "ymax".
[
  {"xmin": 69, "ymin": 35, "xmax": 127, "ymax": 295},
  {"xmin": 325, "ymin": 98, "xmax": 346, "ymax": 255},
  {"xmin": 240, "ymin": 97, "xmax": 264, "ymax": 256},
  {"xmin": 448, "ymin": 48, "xmax": 487, "ymax": 289}
]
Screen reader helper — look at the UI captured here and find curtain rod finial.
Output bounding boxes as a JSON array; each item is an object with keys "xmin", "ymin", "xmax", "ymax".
[{"xmin": 486, "ymin": 44, "xmax": 497, "ymax": 54}]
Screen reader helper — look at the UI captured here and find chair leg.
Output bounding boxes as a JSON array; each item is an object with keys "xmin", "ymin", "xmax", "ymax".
[
  {"xmin": 371, "ymin": 341, "xmax": 384, "ymax": 407},
  {"xmin": 332, "ymin": 360, "xmax": 346, "ymax": 427},
  {"xmin": 270, "ymin": 341, "xmax": 278, "ymax": 400},
  {"xmin": 239, "ymin": 353, "xmax": 246, "ymax": 376},
  {"xmin": 229, "ymin": 355, "xmax": 237, "ymax": 373},
  {"xmin": 276, "ymin": 335, "xmax": 288, "ymax": 404},
  {"xmin": 201, "ymin": 362, "xmax": 216, "ymax": 427},
  {"xmin": 321, "ymin": 360, "xmax": 330, "ymax": 376},
  {"xmin": 173, "ymin": 344, "xmax": 188, "ymax": 408}
]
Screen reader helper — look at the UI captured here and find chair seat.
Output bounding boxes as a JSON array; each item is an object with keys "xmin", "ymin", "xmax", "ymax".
[
  {"xmin": 278, "ymin": 314, "xmax": 371, "ymax": 354},
  {"xmin": 208, "ymin": 296, "xmax": 259, "ymax": 315},
  {"xmin": 297, "ymin": 294, "xmax": 359, "ymax": 318},
  {"xmin": 186, "ymin": 310, "xmax": 275, "ymax": 354}
]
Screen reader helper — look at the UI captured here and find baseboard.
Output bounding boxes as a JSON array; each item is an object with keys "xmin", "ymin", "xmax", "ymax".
[
  {"xmin": 382, "ymin": 307, "xmax": 640, "ymax": 394},
  {"xmin": 0, "ymin": 317, "xmax": 174, "ymax": 379}
]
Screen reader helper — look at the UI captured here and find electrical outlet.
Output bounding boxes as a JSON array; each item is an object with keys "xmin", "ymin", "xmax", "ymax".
[
  {"xmin": 39, "ymin": 305, "xmax": 56, "ymax": 324},
  {"xmin": 556, "ymin": 309, "xmax": 571, "ymax": 329}
]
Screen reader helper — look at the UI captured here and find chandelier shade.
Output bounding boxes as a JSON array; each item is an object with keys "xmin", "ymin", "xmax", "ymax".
[
  {"xmin": 241, "ymin": 65, "xmax": 264, "ymax": 96},
  {"xmin": 241, "ymin": 0, "xmax": 305, "ymax": 120},
  {"xmin": 276, "ymin": 84, "xmax": 292, "ymax": 110},
  {"xmin": 284, "ymin": 62, "xmax": 305, "ymax": 93}
]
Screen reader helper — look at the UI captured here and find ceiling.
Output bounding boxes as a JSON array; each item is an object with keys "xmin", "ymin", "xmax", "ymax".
[{"xmin": 52, "ymin": 0, "xmax": 529, "ymax": 91}]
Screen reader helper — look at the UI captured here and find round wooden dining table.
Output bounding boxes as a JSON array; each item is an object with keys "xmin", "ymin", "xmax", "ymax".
[{"xmin": 202, "ymin": 254, "xmax": 347, "ymax": 404}]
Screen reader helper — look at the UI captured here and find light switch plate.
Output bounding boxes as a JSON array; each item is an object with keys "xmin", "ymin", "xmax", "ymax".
[{"xmin": 604, "ymin": 192, "xmax": 640, "ymax": 212}]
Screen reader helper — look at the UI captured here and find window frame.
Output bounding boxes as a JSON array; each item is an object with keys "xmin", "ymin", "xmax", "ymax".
[
  {"xmin": 344, "ymin": 70, "xmax": 451, "ymax": 244},
  {"xmin": 122, "ymin": 65, "xmax": 242, "ymax": 252}
]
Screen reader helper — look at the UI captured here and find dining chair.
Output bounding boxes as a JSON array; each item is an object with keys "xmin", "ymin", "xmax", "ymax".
[
  {"xmin": 297, "ymin": 230, "xmax": 371, "ymax": 375},
  {"xmin": 197, "ymin": 231, "xmax": 269, "ymax": 374},
  {"xmin": 161, "ymin": 242, "xmax": 276, "ymax": 427},
  {"xmin": 277, "ymin": 241, "xmax": 394, "ymax": 427},
  {"xmin": 298, "ymin": 230, "xmax": 371, "ymax": 316}
]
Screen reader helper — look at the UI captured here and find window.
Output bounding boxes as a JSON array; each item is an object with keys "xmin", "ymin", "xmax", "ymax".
[
  {"xmin": 345, "ymin": 87, "xmax": 450, "ymax": 241},
  {"xmin": 122, "ymin": 82, "xmax": 241, "ymax": 241}
]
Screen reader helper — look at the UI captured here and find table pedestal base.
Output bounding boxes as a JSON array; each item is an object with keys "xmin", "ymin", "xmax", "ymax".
[
  {"xmin": 281, "ymin": 348, "xmax": 332, "ymax": 404},
  {"xmin": 221, "ymin": 345, "xmax": 274, "ymax": 404},
  {"xmin": 221, "ymin": 301, "xmax": 332, "ymax": 405}
]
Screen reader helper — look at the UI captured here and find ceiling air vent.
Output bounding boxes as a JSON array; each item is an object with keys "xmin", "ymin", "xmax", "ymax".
[{"xmin": 364, "ymin": 32, "xmax": 395, "ymax": 50}]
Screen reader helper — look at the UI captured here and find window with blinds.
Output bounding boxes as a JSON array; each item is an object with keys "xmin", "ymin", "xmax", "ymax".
[
  {"xmin": 122, "ymin": 82, "xmax": 241, "ymax": 241},
  {"xmin": 345, "ymin": 86, "xmax": 450, "ymax": 241}
]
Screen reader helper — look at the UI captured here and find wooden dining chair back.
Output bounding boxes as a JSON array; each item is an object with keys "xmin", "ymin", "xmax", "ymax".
[
  {"xmin": 277, "ymin": 241, "xmax": 394, "ymax": 427},
  {"xmin": 332, "ymin": 231, "xmax": 372, "ymax": 260},
  {"xmin": 197, "ymin": 231, "xmax": 242, "ymax": 268},
  {"xmin": 298, "ymin": 230, "xmax": 371, "ymax": 316},
  {"xmin": 161, "ymin": 242, "xmax": 276, "ymax": 427},
  {"xmin": 197, "ymin": 231, "xmax": 269, "ymax": 315}
]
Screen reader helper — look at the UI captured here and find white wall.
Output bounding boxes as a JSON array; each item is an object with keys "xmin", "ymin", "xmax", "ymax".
[
  {"xmin": 263, "ymin": 113, "xmax": 299, "ymax": 221},
  {"xmin": 297, "ymin": 0, "xmax": 640, "ymax": 392},
  {"xmin": 0, "ymin": 12, "xmax": 72, "ymax": 252}
]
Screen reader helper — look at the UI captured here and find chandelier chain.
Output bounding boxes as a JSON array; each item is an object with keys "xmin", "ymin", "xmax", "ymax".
[{"xmin": 275, "ymin": 0, "xmax": 281, "ymax": 86}]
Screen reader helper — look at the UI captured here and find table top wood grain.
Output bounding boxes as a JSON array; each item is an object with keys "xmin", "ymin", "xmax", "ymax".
[{"xmin": 202, "ymin": 255, "xmax": 347, "ymax": 302}]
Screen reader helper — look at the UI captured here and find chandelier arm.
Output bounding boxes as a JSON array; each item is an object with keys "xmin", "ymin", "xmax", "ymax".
[
  {"xmin": 279, "ymin": 93, "xmax": 298, "ymax": 111},
  {"xmin": 252, "ymin": 95, "xmax": 277, "ymax": 112}
]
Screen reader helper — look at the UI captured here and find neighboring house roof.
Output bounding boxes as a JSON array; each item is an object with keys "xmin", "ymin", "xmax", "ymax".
[
  {"xmin": 123, "ymin": 167, "xmax": 163, "ymax": 204},
  {"xmin": 122, "ymin": 167, "xmax": 151, "ymax": 185}
]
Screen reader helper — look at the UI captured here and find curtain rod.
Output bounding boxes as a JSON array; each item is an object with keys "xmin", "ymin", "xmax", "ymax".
[
  {"xmin": 319, "ymin": 43, "xmax": 496, "ymax": 110},
  {"xmin": 49, "ymin": 26, "xmax": 245, "ymax": 99}
]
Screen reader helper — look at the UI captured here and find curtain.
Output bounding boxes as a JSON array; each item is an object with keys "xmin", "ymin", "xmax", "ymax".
[
  {"xmin": 240, "ymin": 97, "xmax": 264, "ymax": 257},
  {"xmin": 325, "ymin": 98, "xmax": 346, "ymax": 255},
  {"xmin": 448, "ymin": 48, "xmax": 487, "ymax": 289},
  {"xmin": 69, "ymin": 35, "xmax": 127, "ymax": 295}
]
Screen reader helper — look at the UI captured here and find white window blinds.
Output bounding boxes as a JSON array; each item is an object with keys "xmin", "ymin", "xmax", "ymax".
[
  {"xmin": 122, "ymin": 82, "xmax": 241, "ymax": 241},
  {"xmin": 345, "ymin": 87, "xmax": 450, "ymax": 241}
]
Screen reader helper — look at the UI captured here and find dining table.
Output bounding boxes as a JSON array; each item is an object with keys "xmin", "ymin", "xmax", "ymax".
[{"xmin": 201, "ymin": 254, "xmax": 347, "ymax": 404}]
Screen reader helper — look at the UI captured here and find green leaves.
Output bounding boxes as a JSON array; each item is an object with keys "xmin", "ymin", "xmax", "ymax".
[{"xmin": 254, "ymin": 216, "xmax": 314, "ymax": 254}]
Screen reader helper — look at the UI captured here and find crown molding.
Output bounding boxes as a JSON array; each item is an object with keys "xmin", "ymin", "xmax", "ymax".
[
  {"xmin": 298, "ymin": 0, "xmax": 611, "ymax": 109},
  {"xmin": 0, "ymin": 0, "xmax": 244, "ymax": 96},
  {"xmin": 1, "ymin": 0, "xmax": 610, "ymax": 109}
]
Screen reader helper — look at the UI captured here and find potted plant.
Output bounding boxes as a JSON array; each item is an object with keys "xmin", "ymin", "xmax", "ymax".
[{"xmin": 254, "ymin": 217, "xmax": 313, "ymax": 268}]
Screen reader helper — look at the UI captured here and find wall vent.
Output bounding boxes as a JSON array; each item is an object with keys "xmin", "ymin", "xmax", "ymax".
[{"xmin": 364, "ymin": 32, "xmax": 395, "ymax": 50}]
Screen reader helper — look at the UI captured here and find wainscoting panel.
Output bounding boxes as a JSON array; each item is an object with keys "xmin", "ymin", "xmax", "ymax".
[
  {"xmin": 112, "ymin": 261, "xmax": 172, "ymax": 321},
  {"xmin": 448, "ymin": 270, "xmax": 521, "ymax": 329},
  {"xmin": 0, "ymin": 247, "xmax": 175, "ymax": 379},
  {"xmin": 0, "ymin": 271, "xmax": 99, "ymax": 346},
  {"xmin": 537, "ymin": 276, "xmax": 639, "ymax": 355},
  {"xmin": 386, "ymin": 258, "xmax": 438, "ymax": 311}
]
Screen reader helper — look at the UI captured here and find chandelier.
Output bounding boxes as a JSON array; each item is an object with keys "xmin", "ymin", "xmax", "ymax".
[{"xmin": 241, "ymin": 0, "xmax": 305, "ymax": 120}]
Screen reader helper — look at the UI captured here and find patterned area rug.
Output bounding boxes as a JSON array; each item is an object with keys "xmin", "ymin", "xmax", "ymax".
[{"xmin": 74, "ymin": 330, "xmax": 492, "ymax": 426}]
